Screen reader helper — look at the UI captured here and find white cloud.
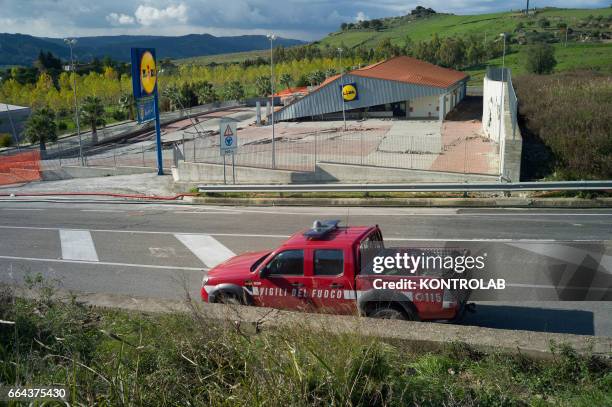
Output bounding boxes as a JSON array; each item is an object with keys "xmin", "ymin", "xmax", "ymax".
[
  {"xmin": 355, "ymin": 11, "xmax": 369, "ymax": 22},
  {"xmin": 106, "ymin": 12, "xmax": 135, "ymax": 25},
  {"xmin": 135, "ymin": 3, "xmax": 188, "ymax": 26}
]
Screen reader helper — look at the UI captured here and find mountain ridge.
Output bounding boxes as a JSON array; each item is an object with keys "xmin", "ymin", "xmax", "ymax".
[{"xmin": 0, "ymin": 33, "xmax": 305, "ymax": 66}]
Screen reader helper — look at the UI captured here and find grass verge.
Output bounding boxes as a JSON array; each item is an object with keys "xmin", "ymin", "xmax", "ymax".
[{"xmin": 1, "ymin": 280, "xmax": 611, "ymax": 406}]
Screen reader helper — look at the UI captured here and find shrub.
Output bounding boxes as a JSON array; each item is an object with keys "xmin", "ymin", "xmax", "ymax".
[
  {"xmin": 515, "ymin": 71, "xmax": 612, "ymax": 180},
  {"xmin": 525, "ymin": 42, "xmax": 557, "ymax": 74},
  {"xmin": 0, "ymin": 133, "xmax": 12, "ymax": 147}
]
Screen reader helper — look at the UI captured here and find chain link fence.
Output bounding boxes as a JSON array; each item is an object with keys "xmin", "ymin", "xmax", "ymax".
[{"xmin": 181, "ymin": 120, "xmax": 499, "ymax": 176}]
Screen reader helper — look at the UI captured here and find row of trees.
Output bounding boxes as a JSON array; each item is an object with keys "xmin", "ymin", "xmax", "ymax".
[{"xmin": 22, "ymin": 96, "xmax": 106, "ymax": 151}]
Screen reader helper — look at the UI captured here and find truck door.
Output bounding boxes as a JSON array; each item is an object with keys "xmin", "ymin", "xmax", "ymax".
[
  {"xmin": 255, "ymin": 249, "xmax": 314, "ymax": 311},
  {"xmin": 309, "ymin": 248, "xmax": 356, "ymax": 314}
]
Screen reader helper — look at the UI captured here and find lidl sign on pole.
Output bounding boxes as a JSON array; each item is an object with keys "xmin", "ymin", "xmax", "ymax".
[
  {"xmin": 219, "ymin": 121, "xmax": 238, "ymax": 155},
  {"xmin": 131, "ymin": 48, "xmax": 158, "ymax": 123},
  {"xmin": 131, "ymin": 47, "xmax": 164, "ymax": 175}
]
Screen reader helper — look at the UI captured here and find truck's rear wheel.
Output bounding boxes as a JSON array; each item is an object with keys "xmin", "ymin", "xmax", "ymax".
[{"xmin": 369, "ymin": 304, "xmax": 418, "ymax": 321}]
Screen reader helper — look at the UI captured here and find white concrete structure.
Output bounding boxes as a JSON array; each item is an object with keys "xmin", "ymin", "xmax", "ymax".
[
  {"xmin": 482, "ymin": 67, "xmax": 522, "ymax": 181},
  {"xmin": 0, "ymin": 103, "xmax": 31, "ymax": 141},
  {"xmin": 482, "ymin": 75, "xmax": 505, "ymax": 143}
]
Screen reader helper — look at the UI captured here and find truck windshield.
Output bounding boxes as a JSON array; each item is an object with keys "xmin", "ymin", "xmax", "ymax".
[{"xmin": 250, "ymin": 252, "xmax": 271, "ymax": 272}]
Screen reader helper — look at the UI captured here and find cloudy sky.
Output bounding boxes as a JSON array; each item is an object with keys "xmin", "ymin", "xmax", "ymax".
[{"xmin": 0, "ymin": 0, "xmax": 608, "ymax": 40}]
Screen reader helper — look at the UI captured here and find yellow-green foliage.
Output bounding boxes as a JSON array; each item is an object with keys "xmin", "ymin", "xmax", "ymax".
[{"xmin": 0, "ymin": 57, "xmax": 364, "ymax": 111}]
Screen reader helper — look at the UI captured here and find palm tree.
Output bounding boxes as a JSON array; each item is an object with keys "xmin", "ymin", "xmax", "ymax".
[
  {"xmin": 307, "ymin": 70, "xmax": 326, "ymax": 86},
  {"xmin": 23, "ymin": 107, "xmax": 58, "ymax": 154},
  {"xmin": 324, "ymin": 68, "xmax": 338, "ymax": 78},
  {"xmin": 254, "ymin": 75, "xmax": 272, "ymax": 97},
  {"xmin": 195, "ymin": 81, "xmax": 218, "ymax": 104},
  {"xmin": 118, "ymin": 93, "xmax": 135, "ymax": 120},
  {"xmin": 80, "ymin": 96, "xmax": 106, "ymax": 144},
  {"xmin": 223, "ymin": 81, "xmax": 245, "ymax": 101},
  {"xmin": 279, "ymin": 73, "xmax": 293, "ymax": 90}
]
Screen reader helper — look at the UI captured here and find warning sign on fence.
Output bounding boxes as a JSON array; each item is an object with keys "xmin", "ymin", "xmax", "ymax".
[{"xmin": 219, "ymin": 121, "xmax": 238, "ymax": 155}]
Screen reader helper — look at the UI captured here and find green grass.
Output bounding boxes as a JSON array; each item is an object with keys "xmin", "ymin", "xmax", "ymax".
[
  {"xmin": 464, "ymin": 41, "xmax": 612, "ymax": 85},
  {"xmin": 1, "ymin": 279, "xmax": 611, "ymax": 405},
  {"xmin": 175, "ymin": 49, "xmax": 270, "ymax": 65},
  {"xmin": 318, "ymin": 8, "xmax": 612, "ymax": 48},
  {"xmin": 174, "ymin": 7, "xmax": 611, "ymax": 88}
]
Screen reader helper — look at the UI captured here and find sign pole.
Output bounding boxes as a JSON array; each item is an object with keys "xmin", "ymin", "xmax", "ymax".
[
  {"xmin": 154, "ymin": 92, "xmax": 163, "ymax": 175},
  {"xmin": 223, "ymin": 153, "xmax": 227, "ymax": 184},
  {"xmin": 232, "ymin": 152, "xmax": 236, "ymax": 184}
]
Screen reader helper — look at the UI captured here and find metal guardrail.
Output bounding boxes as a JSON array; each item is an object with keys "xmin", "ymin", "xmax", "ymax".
[{"xmin": 198, "ymin": 181, "xmax": 612, "ymax": 193}]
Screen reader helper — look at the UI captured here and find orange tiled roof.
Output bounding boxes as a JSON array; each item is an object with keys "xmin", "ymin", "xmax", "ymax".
[
  {"xmin": 350, "ymin": 56, "xmax": 467, "ymax": 88},
  {"xmin": 273, "ymin": 86, "xmax": 309, "ymax": 97}
]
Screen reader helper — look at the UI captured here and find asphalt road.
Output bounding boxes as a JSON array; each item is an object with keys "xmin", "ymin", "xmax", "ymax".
[{"xmin": 0, "ymin": 199, "xmax": 610, "ymax": 336}]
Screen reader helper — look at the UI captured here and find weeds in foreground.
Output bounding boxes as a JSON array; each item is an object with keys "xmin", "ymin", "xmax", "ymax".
[{"xmin": 0, "ymin": 281, "xmax": 610, "ymax": 406}]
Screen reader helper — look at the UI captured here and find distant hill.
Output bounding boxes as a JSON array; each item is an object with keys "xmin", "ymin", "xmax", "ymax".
[
  {"xmin": 316, "ymin": 7, "xmax": 612, "ymax": 48},
  {"xmin": 0, "ymin": 33, "xmax": 305, "ymax": 66}
]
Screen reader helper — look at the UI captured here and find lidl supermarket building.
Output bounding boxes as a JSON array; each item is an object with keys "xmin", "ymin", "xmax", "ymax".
[{"xmin": 274, "ymin": 56, "xmax": 469, "ymax": 122}]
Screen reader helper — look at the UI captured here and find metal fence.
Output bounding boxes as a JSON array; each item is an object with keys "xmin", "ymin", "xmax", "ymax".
[
  {"xmin": 181, "ymin": 122, "xmax": 499, "ymax": 176},
  {"xmin": 43, "ymin": 139, "xmax": 174, "ymax": 170},
  {"xmin": 0, "ymin": 101, "xmax": 243, "ymax": 183}
]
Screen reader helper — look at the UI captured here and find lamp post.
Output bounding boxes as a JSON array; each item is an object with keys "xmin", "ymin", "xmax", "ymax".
[
  {"xmin": 267, "ymin": 33, "xmax": 276, "ymax": 169},
  {"xmin": 64, "ymin": 38, "xmax": 83, "ymax": 166},
  {"xmin": 338, "ymin": 47, "xmax": 347, "ymax": 131}
]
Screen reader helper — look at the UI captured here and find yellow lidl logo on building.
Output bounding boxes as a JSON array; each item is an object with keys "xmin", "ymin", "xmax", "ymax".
[
  {"xmin": 341, "ymin": 83, "xmax": 358, "ymax": 102},
  {"xmin": 139, "ymin": 51, "xmax": 157, "ymax": 95}
]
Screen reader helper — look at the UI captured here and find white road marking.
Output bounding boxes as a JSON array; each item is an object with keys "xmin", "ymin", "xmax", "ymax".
[
  {"xmin": 0, "ymin": 225, "xmax": 289, "ymax": 238},
  {"xmin": 0, "ymin": 208, "xmax": 44, "ymax": 211},
  {"xmin": 59, "ymin": 229, "xmax": 99, "ymax": 261},
  {"xmin": 174, "ymin": 233, "xmax": 236, "ymax": 268},
  {"xmin": 386, "ymin": 237, "xmax": 608, "ymax": 243},
  {"xmin": 0, "ymin": 255, "xmax": 206, "ymax": 271},
  {"xmin": 174, "ymin": 211, "xmax": 233, "ymax": 214},
  {"xmin": 0, "ymin": 225, "xmax": 608, "ymax": 243},
  {"xmin": 81, "ymin": 209, "xmax": 125, "ymax": 213},
  {"xmin": 149, "ymin": 247, "xmax": 177, "ymax": 258},
  {"xmin": 506, "ymin": 283, "xmax": 610, "ymax": 292}
]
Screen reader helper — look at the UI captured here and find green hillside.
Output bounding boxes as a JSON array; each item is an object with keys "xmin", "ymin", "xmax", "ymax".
[
  {"xmin": 174, "ymin": 7, "xmax": 611, "ymax": 87},
  {"xmin": 317, "ymin": 8, "xmax": 612, "ymax": 48},
  {"xmin": 176, "ymin": 49, "xmax": 269, "ymax": 65}
]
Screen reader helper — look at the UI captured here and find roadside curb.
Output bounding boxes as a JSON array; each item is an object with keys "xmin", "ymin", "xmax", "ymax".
[
  {"xmin": 17, "ymin": 289, "xmax": 612, "ymax": 360},
  {"xmin": 184, "ymin": 196, "xmax": 612, "ymax": 208}
]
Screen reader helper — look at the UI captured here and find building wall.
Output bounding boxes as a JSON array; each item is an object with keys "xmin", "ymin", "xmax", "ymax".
[
  {"xmin": 0, "ymin": 107, "xmax": 31, "ymax": 137},
  {"xmin": 274, "ymin": 75, "xmax": 454, "ymax": 122},
  {"xmin": 409, "ymin": 95, "xmax": 439, "ymax": 118}
]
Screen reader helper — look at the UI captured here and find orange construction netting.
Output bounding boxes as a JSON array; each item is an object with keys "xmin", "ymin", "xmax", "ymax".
[{"xmin": 0, "ymin": 150, "xmax": 42, "ymax": 185}]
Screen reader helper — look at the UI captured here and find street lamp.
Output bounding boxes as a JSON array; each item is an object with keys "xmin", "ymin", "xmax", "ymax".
[
  {"xmin": 267, "ymin": 33, "xmax": 276, "ymax": 169},
  {"xmin": 338, "ymin": 47, "xmax": 347, "ymax": 131},
  {"xmin": 64, "ymin": 38, "xmax": 83, "ymax": 166}
]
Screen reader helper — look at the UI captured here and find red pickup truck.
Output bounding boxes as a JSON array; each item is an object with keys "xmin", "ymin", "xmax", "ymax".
[{"xmin": 201, "ymin": 220, "xmax": 470, "ymax": 321}]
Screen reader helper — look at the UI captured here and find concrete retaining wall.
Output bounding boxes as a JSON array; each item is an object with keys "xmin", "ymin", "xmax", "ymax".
[
  {"xmin": 19, "ymin": 288, "xmax": 611, "ymax": 360},
  {"xmin": 315, "ymin": 162, "xmax": 497, "ymax": 183},
  {"xmin": 173, "ymin": 161, "xmax": 498, "ymax": 185},
  {"xmin": 42, "ymin": 165, "xmax": 156, "ymax": 180}
]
